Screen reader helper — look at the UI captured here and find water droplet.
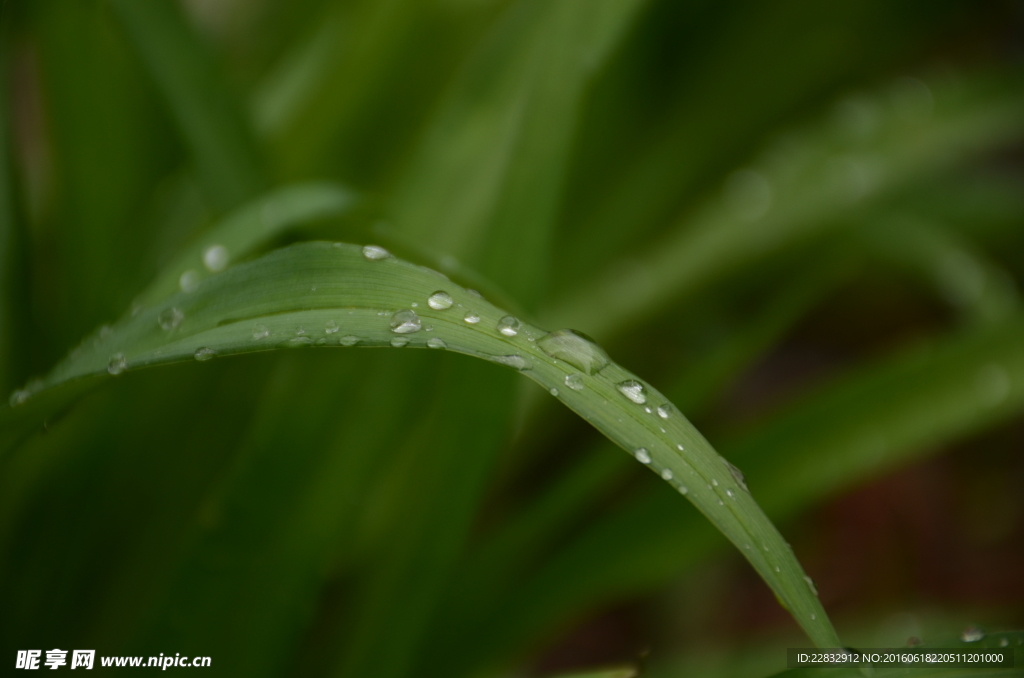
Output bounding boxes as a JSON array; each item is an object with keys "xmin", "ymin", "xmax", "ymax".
[
  {"xmin": 467, "ymin": 289, "xmax": 482, "ymax": 298},
  {"xmin": 676, "ymin": 444, "xmax": 685, "ymax": 451},
  {"xmin": 725, "ymin": 460, "xmax": 748, "ymax": 491},
  {"xmin": 194, "ymin": 347, "xmax": 216, "ymax": 361},
  {"xmin": 464, "ymin": 311, "xmax": 480, "ymax": 324},
  {"xmin": 390, "ymin": 309, "xmax": 422, "ymax": 334},
  {"xmin": 718, "ymin": 499, "xmax": 725, "ymax": 506},
  {"xmin": 390, "ymin": 337, "xmax": 409, "ymax": 348},
  {"xmin": 325, "ymin": 320, "xmax": 339, "ymax": 334},
  {"xmin": 340, "ymin": 335, "xmax": 360, "ymax": 346},
  {"xmin": 107, "ymin": 353, "xmax": 127, "ymax": 375},
  {"xmin": 661, "ymin": 468, "xmax": 674, "ymax": 480},
  {"xmin": 315, "ymin": 338, "xmax": 327, "ymax": 345},
  {"xmin": 656, "ymin": 404, "xmax": 673, "ymax": 419},
  {"xmin": 427, "ymin": 291, "xmax": 454, "ymax": 310},
  {"xmin": 726, "ymin": 489, "xmax": 735, "ymax": 499},
  {"xmin": 564, "ymin": 373, "xmax": 584, "ymax": 391},
  {"xmin": 158, "ymin": 307, "xmax": 184, "ymax": 331},
  {"xmin": 179, "ymin": 269, "xmax": 201, "ymax": 293},
  {"xmin": 999, "ymin": 637, "xmax": 1009, "ymax": 648},
  {"xmin": 497, "ymin": 316, "xmax": 521, "ymax": 337},
  {"xmin": 711, "ymin": 478, "xmax": 718, "ymax": 486},
  {"xmin": 804, "ymin": 575, "xmax": 818, "ymax": 596},
  {"xmin": 492, "ymin": 355, "xmax": 529, "ymax": 370},
  {"xmin": 362, "ymin": 244, "xmax": 392, "ymax": 261},
  {"xmin": 537, "ymin": 329, "xmax": 610, "ymax": 375},
  {"xmin": 549, "ymin": 387, "xmax": 559, "ymax": 396},
  {"xmin": 9, "ymin": 389, "xmax": 30, "ymax": 406},
  {"xmin": 679, "ymin": 485, "xmax": 689, "ymax": 495},
  {"xmin": 253, "ymin": 323, "xmax": 270, "ymax": 340},
  {"xmin": 775, "ymin": 566, "xmax": 781, "ymax": 572},
  {"xmin": 634, "ymin": 448, "xmax": 651, "ymax": 464},
  {"xmin": 427, "ymin": 337, "xmax": 446, "ymax": 349},
  {"xmin": 810, "ymin": 613, "xmax": 817, "ymax": 621},
  {"xmin": 961, "ymin": 627, "xmax": 984, "ymax": 643},
  {"xmin": 644, "ymin": 407, "xmax": 652, "ymax": 414},
  {"xmin": 616, "ymin": 380, "xmax": 647, "ymax": 404},
  {"xmin": 286, "ymin": 336, "xmax": 314, "ymax": 347},
  {"xmin": 202, "ymin": 244, "xmax": 229, "ymax": 272}
]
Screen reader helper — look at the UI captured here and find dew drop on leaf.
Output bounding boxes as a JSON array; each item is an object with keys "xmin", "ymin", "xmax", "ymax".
[
  {"xmin": 634, "ymin": 448, "xmax": 651, "ymax": 464},
  {"xmin": 661, "ymin": 468, "xmax": 674, "ymax": 480},
  {"xmin": 961, "ymin": 627, "xmax": 984, "ymax": 643},
  {"xmin": 492, "ymin": 355, "xmax": 529, "ymax": 370},
  {"xmin": 427, "ymin": 337, "xmax": 446, "ymax": 349},
  {"xmin": 157, "ymin": 307, "xmax": 184, "ymax": 331},
  {"xmin": 427, "ymin": 291, "xmax": 454, "ymax": 310},
  {"xmin": 325, "ymin": 320, "xmax": 339, "ymax": 334},
  {"xmin": 252, "ymin": 324, "xmax": 270, "ymax": 340},
  {"xmin": 179, "ymin": 269, "xmax": 201, "ymax": 293},
  {"xmin": 202, "ymin": 244, "xmax": 229, "ymax": 272},
  {"xmin": 340, "ymin": 335, "xmax": 360, "ymax": 346},
  {"xmin": 537, "ymin": 329, "xmax": 610, "ymax": 375},
  {"xmin": 390, "ymin": 309, "xmax": 422, "ymax": 334},
  {"xmin": 390, "ymin": 337, "xmax": 409, "ymax": 347},
  {"xmin": 463, "ymin": 311, "xmax": 480, "ymax": 324},
  {"xmin": 497, "ymin": 315, "xmax": 521, "ymax": 337},
  {"xmin": 362, "ymin": 244, "xmax": 392, "ymax": 261},
  {"xmin": 616, "ymin": 380, "xmax": 647, "ymax": 404},
  {"xmin": 194, "ymin": 347, "xmax": 216, "ymax": 361},
  {"xmin": 564, "ymin": 373, "xmax": 584, "ymax": 391},
  {"xmin": 107, "ymin": 353, "xmax": 127, "ymax": 375}
]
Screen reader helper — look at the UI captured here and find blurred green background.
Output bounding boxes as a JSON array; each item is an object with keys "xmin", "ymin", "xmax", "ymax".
[{"xmin": 1, "ymin": 0, "xmax": 1023, "ymax": 676}]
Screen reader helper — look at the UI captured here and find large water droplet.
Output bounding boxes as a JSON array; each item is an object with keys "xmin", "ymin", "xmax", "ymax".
[
  {"xmin": 340, "ymin": 335, "xmax": 360, "ymax": 346},
  {"xmin": 362, "ymin": 244, "xmax": 392, "ymax": 261},
  {"xmin": 617, "ymin": 380, "xmax": 647, "ymax": 404},
  {"xmin": 158, "ymin": 307, "xmax": 184, "ymax": 331},
  {"xmin": 179, "ymin": 269, "xmax": 201, "ymax": 293},
  {"xmin": 463, "ymin": 311, "xmax": 480, "ymax": 324},
  {"xmin": 427, "ymin": 337, "xmax": 446, "ymax": 349},
  {"xmin": 390, "ymin": 337, "xmax": 409, "ymax": 348},
  {"xmin": 390, "ymin": 309, "xmax": 422, "ymax": 334},
  {"xmin": 253, "ymin": 323, "xmax": 270, "ymax": 340},
  {"xmin": 492, "ymin": 355, "xmax": 529, "ymax": 370},
  {"xmin": 634, "ymin": 448, "xmax": 651, "ymax": 464},
  {"xmin": 537, "ymin": 329, "xmax": 610, "ymax": 375},
  {"xmin": 107, "ymin": 353, "xmax": 127, "ymax": 375},
  {"xmin": 725, "ymin": 460, "xmax": 748, "ymax": 491},
  {"xmin": 202, "ymin": 244, "xmax": 229, "ymax": 272},
  {"xmin": 497, "ymin": 316, "xmax": 521, "ymax": 337},
  {"xmin": 961, "ymin": 627, "xmax": 984, "ymax": 643},
  {"xmin": 194, "ymin": 347, "xmax": 216, "ymax": 361},
  {"xmin": 427, "ymin": 291, "xmax": 454, "ymax": 310},
  {"xmin": 564, "ymin": 373, "xmax": 584, "ymax": 391},
  {"xmin": 325, "ymin": 320, "xmax": 339, "ymax": 334}
]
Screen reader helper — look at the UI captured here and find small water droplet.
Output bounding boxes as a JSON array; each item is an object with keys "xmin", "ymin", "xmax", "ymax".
[
  {"xmin": 717, "ymin": 499, "xmax": 725, "ymax": 506},
  {"xmin": 775, "ymin": 566, "xmax": 781, "ymax": 572},
  {"xmin": 564, "ymin": 373, "xmax": 584, "ymax": 391},
  {"xmin": 676, "ymin": 444, "xmax": 685, "ymax": 451},
  {"xmin": 340, "ymin": 335, "xmax": 360, "ymax": 346},
  {"xmin": 390, "ymin": 309, "xmax": 422, "ymax": 334},
  {"xmin": 286, "ymin": 337, "xmax": 314, "ymax": 347},
  {"xmin": 537, "ymin": 329, "xmax": 610, "ymax": 375},
  {"xmin": 325, "ymin": 320, "xmax": 339, "ymax": 334},
  {"xmin": 634, "ymin": 448, "xmax": 651, "ymax": 464},
  {"xmin": 810, "ymin": 613, "xmax": 817, "ymax": 621},
  {"xmin": 679, "ymin": 485, "xmax": 689, "ymax": 495},
  {"xmin": 463, "ymin": 311, "xmax": 480, "ymax": 324},
  {"xmin": 295, "ymin": 326, "xmax": 307, "ymax": 336},
  {"xmin": 158, "ymin": 307, "xmax": 184, "ymax": 331},
  {"xmin": 644, "ymin": 407, "xmax": 652, "ymax": 414},
  {"xmin": 804, "ymin": 575, "xmax": 818, "ymax": 596},
  {"xmin": 467, "ymin": 289, "xmax": 482, "ymax": 298},
  {"xmin": 315, "ymin": 338, "xmax": 327, "ymax": 345},
  {"xmin": 427, "ymin": 291, "xmax": 454, "ymax": 310},
  {"xmin": 616, "ymin": 380, "xmax": 647, "ymax": 404},
  {"xmin": 107, "ymin": 353, "xmax": 127, "ymax": 375},
  {"xmin": 492, "ymin": 355, "xmax": 529, "ymax": 370},
  {"xmin": 497, "ymin": 316, "xmax": 521, "ymax": 337},
  {"xmin": 390, "ymin": 337, "xmax": 409, "ymax": 348},
  {"xmin": 194, "ymin": 347, "xmax": 216, "ymax": 361},
  {"xmin": 9, "ymin": 389, "xmax": 30, "ymax": 406},
  {"xmin": 362, "ymin": 244, "xmax": 392, "ymax": 261},
  {"xmin": 549, "ymin": 387, "xmax": 559, "ymax": 396},
  {"xmin": 179, "ymin": 269, "xmax": 201, "ymax": 293},
  {"xmin": 711, "ymin": 478, "xmax": 718, "ymax": 486},
  {"xmin": 999, "ymin": 637, "xmax": 1009, "ymax": 648},
  {"xmin": 961, "ymin": 627, "xmax": 984, "ymax": 643},
  {"xmin": 661, "ymin": 468, "xmax": 674, "ymax": 480},
  {"xmin": 656, "ymin": 405, "xmax": 673, "ymax": 419},
  {"xmin": 726, "ymin": 489, "xmax": 735, "ymax": 499},
  {"xmin": 253, "ymin": 323, "xmax": 270, "ymax": 340},
  {"xmin": 202, "ymin": 244, "xmax": 229, "ymax": 272},
  {"xmin": 427, "ymin": 337, "xmax": 446, "ymax": 349}
]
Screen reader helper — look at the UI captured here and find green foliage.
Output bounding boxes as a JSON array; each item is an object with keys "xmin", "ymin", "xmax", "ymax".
[{"xmin": 2, "ymin": 0, "xmax": 1023, "ymax": 676}]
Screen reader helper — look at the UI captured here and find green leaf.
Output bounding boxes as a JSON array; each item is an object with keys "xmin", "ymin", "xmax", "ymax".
[{"xmin": 4, "ymin": 241, "xmax": 839, "ymax": 648}]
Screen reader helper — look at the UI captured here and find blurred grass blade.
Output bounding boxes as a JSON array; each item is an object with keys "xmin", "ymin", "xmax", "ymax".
[
  {"xmin": 4, "ymin": 242, "xmax": 839, "ymax": 647},
  {"xmin": 392, "ymin": 0, "xmax": 647, "ymax": 308},
  {"xmin": 548, "ymin": 76, "xmax": 1024, "ymax": 339},
  {"xmin": 136, "ymin": 182, "xmax": 357, "ymax": 306},
  {"xmin": 107, "ymin": 0, "xmax": 266, "ymax": 211}
]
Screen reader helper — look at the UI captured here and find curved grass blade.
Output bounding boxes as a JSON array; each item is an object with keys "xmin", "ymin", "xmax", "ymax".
[
  {"xmin": 136, "ymin": 182, "xmax": 357, "ymax": 306},
  {"xmin": 4, "ymin": 241, "xmax": 839, "ymax": 648}
]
